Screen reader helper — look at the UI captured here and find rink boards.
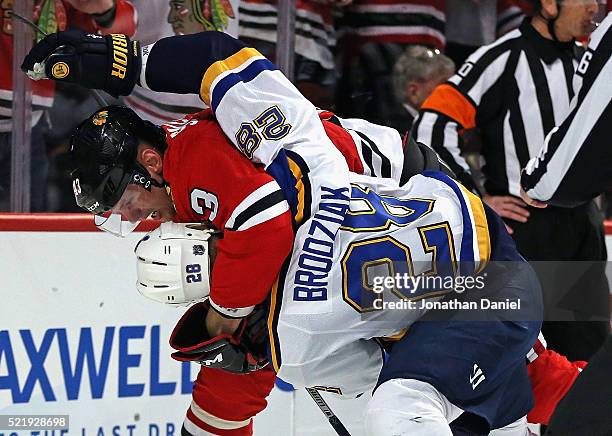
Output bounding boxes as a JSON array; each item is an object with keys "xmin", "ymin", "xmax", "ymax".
[{"xmin": 0, "ymin": 215, "xmax": 369, "ymax": 436}]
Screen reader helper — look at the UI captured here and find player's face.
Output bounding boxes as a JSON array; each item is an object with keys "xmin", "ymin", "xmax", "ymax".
[
  {"xmin": 111, "ymin": 184, "xmax": 175, "ymax": 223},
  {"xmin": 555, "ymin": 0, "xmax": 601, "ymax": 40}
]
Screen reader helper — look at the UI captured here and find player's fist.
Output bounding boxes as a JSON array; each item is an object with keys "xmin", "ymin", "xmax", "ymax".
[
  {"xmin": 21, "ymin": 30, "xmax": 141, "ymax": 97},
  {"xmin": 170, "ymin": 301, "xmax": 269, "ymax": 374}
]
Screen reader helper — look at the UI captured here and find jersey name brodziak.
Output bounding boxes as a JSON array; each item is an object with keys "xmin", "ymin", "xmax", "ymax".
[{"xmin": 293, "ymin": 186, "xmax": 350, "ymax": 302}]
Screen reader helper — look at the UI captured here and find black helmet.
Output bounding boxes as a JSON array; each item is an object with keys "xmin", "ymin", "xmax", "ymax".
[{"xmin": 68, "ymin": 105, "xmax": 167, "ymax": 214}]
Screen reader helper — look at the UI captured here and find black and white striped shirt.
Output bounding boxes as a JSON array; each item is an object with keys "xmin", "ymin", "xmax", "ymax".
[
  {"xmin": 522, "ymin": 13, "xmax": 612, "ymax": 207},
  {"xmin": 413, "ymin": 18, "xmax": 582, "ymax": 197}
]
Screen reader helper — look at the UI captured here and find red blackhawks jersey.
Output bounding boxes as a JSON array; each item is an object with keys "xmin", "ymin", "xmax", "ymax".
[
  {"xmin": 339, "ymin": 0, "xmax": 447, "ymax": 62},
  {"xmin": 141, "ymin": 31, "xmax": 406, "ymax": 315},
  {"xmin": 160, "ymin": 109, "xmax": 294, "ymax": 317},
  {"xmin": 159, "ymin": 110, "xmax": 584, "ymax": 432},
  {"xmin": 160, "ymin": 112, "xmax": 283, "ymax": 431},
  {"xmin": 239, "ymin": 0, "xmax": 336, "ymax": 70}
]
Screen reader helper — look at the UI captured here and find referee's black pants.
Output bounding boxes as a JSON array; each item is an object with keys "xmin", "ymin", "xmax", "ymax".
[{"xmin": 508, "ymin": 200, "xmax": 610, "ymax": 362}]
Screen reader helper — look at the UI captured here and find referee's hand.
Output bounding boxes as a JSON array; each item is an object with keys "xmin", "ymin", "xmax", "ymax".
[{"xmin": 483, "ymin": 195, "xmax": 531, "ymax": 234}]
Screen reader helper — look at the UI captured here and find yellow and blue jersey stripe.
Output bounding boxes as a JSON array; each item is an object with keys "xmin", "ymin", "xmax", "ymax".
[
  {"xmin": 267, "ymin": 260, "xmax": 291, "ymax": 374},
  {"xmin": 267, "ymin": 149, "xmax": 312, "ymax": 229},
  {"xmin": 422, "ymin": 170, "xmax": 490, "ymax": 273},
  {"xmin": 199, "ymin": 46, "xmax": 278, "ymax": 112}
]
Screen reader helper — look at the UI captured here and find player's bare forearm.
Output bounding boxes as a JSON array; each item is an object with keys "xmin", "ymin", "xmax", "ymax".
[{"xmin": 206, "ymin": 307, "xmax": 242, "ymax": 336}]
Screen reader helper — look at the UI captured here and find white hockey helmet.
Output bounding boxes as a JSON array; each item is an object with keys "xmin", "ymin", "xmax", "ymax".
[{"xmin": 135, "ymin": 222, "xmax": 218, "ymax": 305}]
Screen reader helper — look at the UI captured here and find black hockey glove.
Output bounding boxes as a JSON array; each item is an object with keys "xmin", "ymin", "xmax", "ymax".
[
  {"xmin": 169, "ymin": 301, "xmax": 269, "ymax": 374},
  {"xmin": 21, "ymin": 30, "xmax": 140, "ymax": 97}
]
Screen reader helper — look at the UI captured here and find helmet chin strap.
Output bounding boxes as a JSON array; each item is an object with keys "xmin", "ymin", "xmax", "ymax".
[
  {"xmin": 132, "ymin": 162, "xmax": 165, "ymax": 191},
  {"xmin": 536, "ymin": 8, "xmax": 561, "ymax": 42},
  {"xmin": 547, "ymin": 18, "xmax": 560, "ymax": 42},
  {"xmin": 533, "ymin": 0, "xmax": 564, "ymax": 42}
]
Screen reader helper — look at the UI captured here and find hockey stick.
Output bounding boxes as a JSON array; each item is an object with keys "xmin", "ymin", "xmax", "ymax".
[
  {"xmin": 306, "ymin": 387, "xmax": 352, "ymax": 436},
  {"xmin": 11, "ymin": 11, "xmax": 42, "ymax": 35},
  {"xmin": 12, "ymin": 11, "xmax": 110, "ymax": 108}
]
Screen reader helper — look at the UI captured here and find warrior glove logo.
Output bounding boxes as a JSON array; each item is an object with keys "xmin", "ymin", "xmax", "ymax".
[{"xmin": 110, "ymin": 34, "xmax": 129, "ymax": 80}]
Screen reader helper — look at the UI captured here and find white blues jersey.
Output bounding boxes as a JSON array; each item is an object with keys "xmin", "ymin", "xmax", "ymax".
[{"xmin": 268, "ymin": 171, "xmax": 491, "ymax": 396}]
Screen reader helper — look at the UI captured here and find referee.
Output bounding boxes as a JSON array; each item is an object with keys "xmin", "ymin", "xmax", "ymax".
[
  {"xmin": 412, "ymin": 0, "xmax": 609, "ymax": 361},
  {"xmin": 521, "ymin": 15, "xmax": 612, "ymax": 435},
  {"xmin": 521, "ymin": 13, "xmax": 612, "ymax": 207}
]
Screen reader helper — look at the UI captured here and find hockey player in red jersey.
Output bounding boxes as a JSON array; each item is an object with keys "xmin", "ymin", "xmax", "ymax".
[
  {"xmin": 66, "ymin": 105, "xmax": 290, "ymax": 434},
  {"xmin": 60, "ymin": 103, "xmax": 582, "ymax": 436}
]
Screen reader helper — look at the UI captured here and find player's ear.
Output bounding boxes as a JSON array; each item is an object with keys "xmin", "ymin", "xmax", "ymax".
[
  {"xmin": 406, "ymin": 81, "xmax": 420, "ymax": 105},
  {"xmin": 138, "ymin": 144, "xmax": 164, "ymax": 179},
  {"xmin": 540, "ymin": 0, "xmax": 558, "ymax": 19}
]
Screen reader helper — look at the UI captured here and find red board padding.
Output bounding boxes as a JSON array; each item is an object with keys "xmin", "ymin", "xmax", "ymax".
[
  {"xmin": 2, "ymin": 213, "xmax": 612, "ymax": 235},
  {"xmin": 0, "ymin": 213, "xmax": 160, "ymax": 232}
]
